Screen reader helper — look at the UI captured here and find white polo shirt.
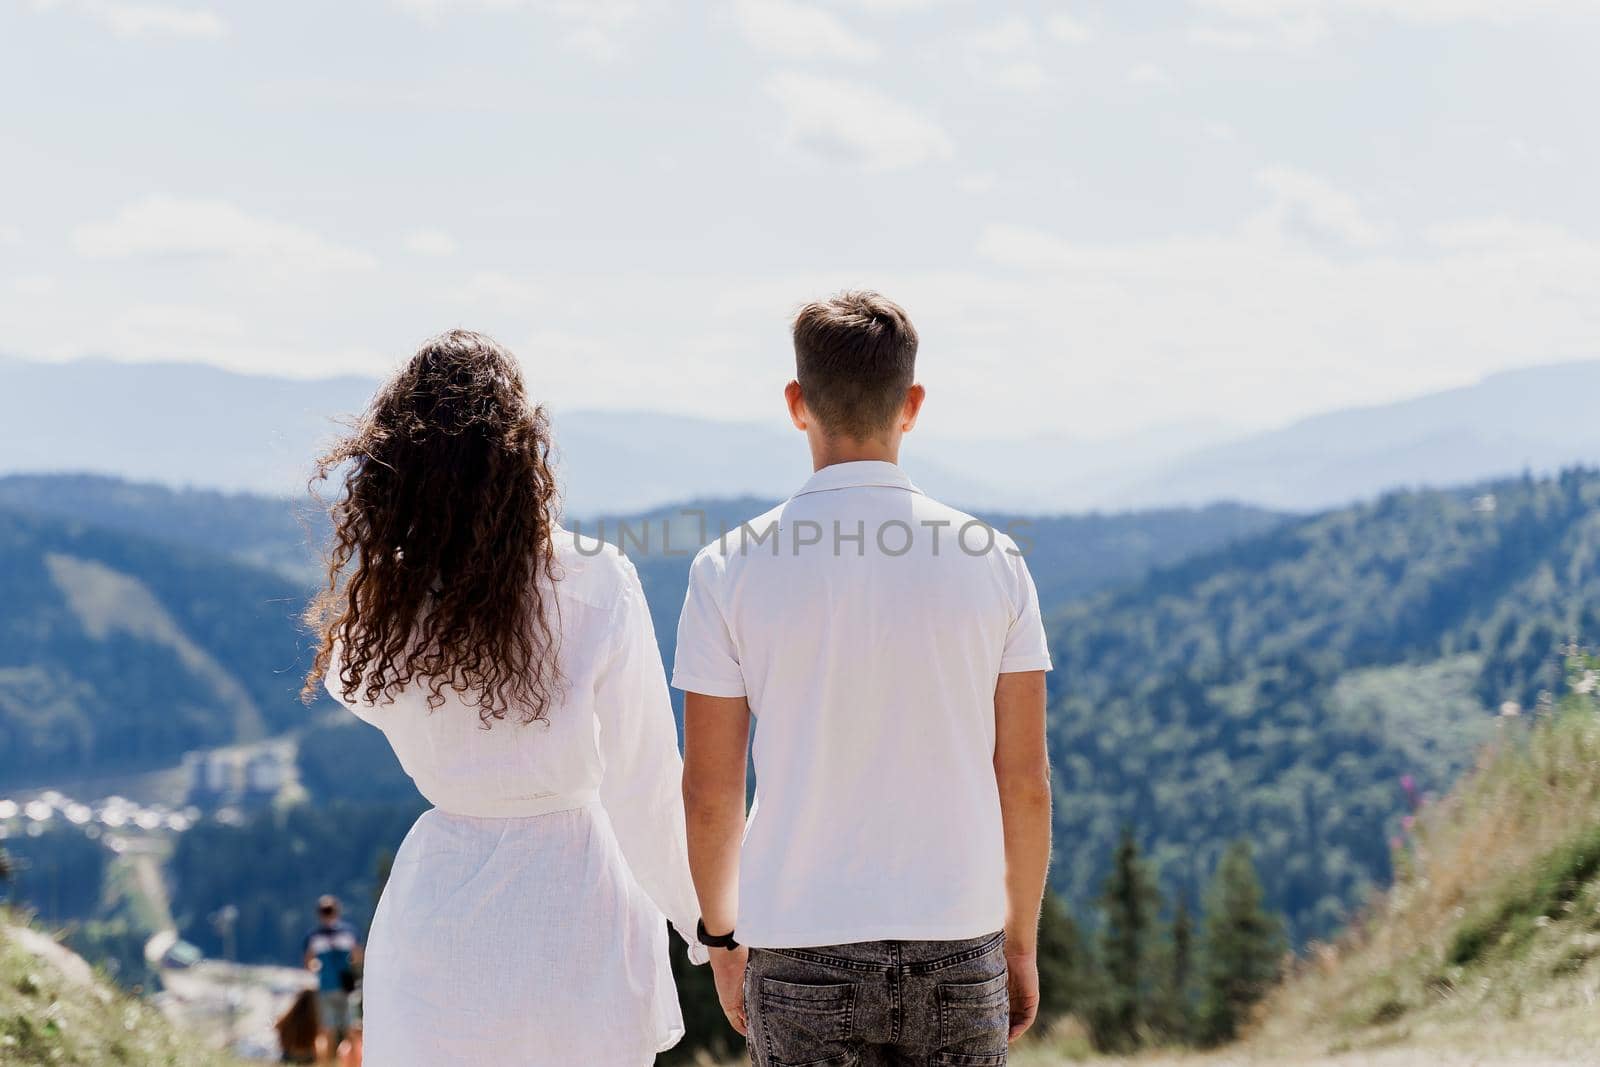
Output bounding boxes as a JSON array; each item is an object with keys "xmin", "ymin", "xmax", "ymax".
[{"xmin": 673, "ymin": 460, "xmax": 1053, "ymax": 949}]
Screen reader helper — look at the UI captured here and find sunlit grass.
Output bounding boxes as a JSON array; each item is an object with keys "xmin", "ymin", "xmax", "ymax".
[
  {"xmin": 1240, "ymin": 680, "xmax": 1600, "ymax": 1058},
  {"xmin": 0, "ymin": 911, "xmax": 237, "ymax": 1066}
]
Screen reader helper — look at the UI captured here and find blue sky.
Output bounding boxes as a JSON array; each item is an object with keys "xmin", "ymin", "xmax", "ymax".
[{"xmin": 2, "ymin": 0, "xmax": 1598, "ymax": 440}]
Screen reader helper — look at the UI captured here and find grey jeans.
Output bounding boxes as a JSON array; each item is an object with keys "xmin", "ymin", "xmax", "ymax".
[{"xmin": 744, "ymin": 932, "xmax": 1009, "ymax": 1067}]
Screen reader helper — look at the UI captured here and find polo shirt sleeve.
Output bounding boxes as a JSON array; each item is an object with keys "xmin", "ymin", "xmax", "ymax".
[
  {"xmin": 1000, "ymin": 548, "xmax": 1054, "ymax": 674},
  {"xmin": 671, "ymin": 548, "xmax": 747, "ymax": 698}
]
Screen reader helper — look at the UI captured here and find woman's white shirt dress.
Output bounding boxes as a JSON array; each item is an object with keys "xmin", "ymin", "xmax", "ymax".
[{"xmin": 326, "ymin": 531, "xmax": 706, "ymax": 1067}]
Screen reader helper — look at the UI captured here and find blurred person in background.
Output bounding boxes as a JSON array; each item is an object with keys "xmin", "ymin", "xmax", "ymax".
[
  {"xmin": 302, "ymin": 894, "xmax": 362, "ymax": 1063},
  {"xmin": 305, "ymin": 330, "xmax": 706, "ymax": 1066}
]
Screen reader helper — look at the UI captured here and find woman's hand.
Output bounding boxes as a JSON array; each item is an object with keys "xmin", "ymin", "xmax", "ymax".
[{"xmin": 709, "ymin": 945, "xmax": 750, "ymax": 1035}]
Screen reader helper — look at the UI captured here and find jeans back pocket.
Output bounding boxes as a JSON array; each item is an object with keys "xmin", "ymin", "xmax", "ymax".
[
  {"xmin": 936, "ymin": 971, "xmax": 1009, "ymax": 1056},
  {"xmin": 755, "ymin": 977, "xmax": 856, "ymax": 1065}
]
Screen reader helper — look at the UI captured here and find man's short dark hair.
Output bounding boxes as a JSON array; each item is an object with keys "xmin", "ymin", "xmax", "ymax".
[
  {"xmin": 317, "ymin": 895, "xmax": 340, "ymax": 917},
  {"xmin": 792, "ymin": 291, "xmax": 918, "ymax": 441}
]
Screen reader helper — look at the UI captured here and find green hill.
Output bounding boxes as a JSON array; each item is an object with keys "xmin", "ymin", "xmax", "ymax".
[
  {"xmin": 0, "ymin": 915, "xmax": 229, "ymax": 1066},
  {"xmin": 1165, "ymin": 657, "xmax": 1600, "ymax": 1064},
  {"xmin": 0, "ymin": 506, "xmax": 321, "ymax": 782},
  {"xmin": 1044, "ymin": 468, "xmax": 1600, "ymax": 943}
]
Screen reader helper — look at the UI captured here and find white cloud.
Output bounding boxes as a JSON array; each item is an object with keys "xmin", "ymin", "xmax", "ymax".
[
  {"xmin": 766, "ymin": 73, "xmax": 955, "ymax": 171},
  {"xmin": 1045, "ymin": 11, "xmax": 1093, "ymax": 43},
  {"xmin": 845, "ymin": 0, "xmax": 958, "ymax": 10},
  {"xmin": 12, "ymin": 275, "xmax": 57, "ymax": 297},
  {"xmin": 1127, "ymin": 62, "xmax": 1170, "ymax": 85},
  {"xmin": 392, "ymin": 0, "xmax": 659, "ymax": 61},
  {"xmin": 956, "ymin": 172, "xmax": 998, "ymax": 194},
  {"xmin": 967, "ymin": 211, "xmax": 1600, "ymax": 437},
  {"xmin": 734, "ymin": 0, "xmax": 879, "ymax": 61},
  {"xmin": 1253, "ymin": 166, "xmax": 1390, "ymax": 247},
  {"xmin": 1189, "ymin": 24, "xmax": 1267, "ymax": 48},
  {"xmin": 0, "ymin": 225, "xmax": 20, "ymax": 248},
  {"xmin": 84, "ymin": 1, "xmax": 226, "ymax": 38},
  {"xmin": 991, "ymin": 61, "xmax": 1049, "ymax": 91},
  {"xmin": 969, "ymin": 16, "xmax": 1059, "ymax": 92},
  {"xmin": 448, "ymin": 271, "xmax": 544, "ymax": 308},
  {"xmin": 403, "ymin": 228, "xmax": 459, "ymax": 257},
  {"xmin": 1425, "ymin": 217, "xmax": 1589, "ymax": 253},
  {"xmin": 74, "ymin": 197, "xmax": 376, "ymax": 272},
  {"xmin": 29, "ymin": 1, "xmax": 227, "ymax": 39},
  {"xmin": 975, "ymin": 224, "xmax": 1081, "ymax": 270},
  {"xmin": 1190, "ymin": 0, "xmax": 1600, "ymax": 44},
  {"xmin": 973, "ymin": 15, "xmax": 1033, "ymax": 52}
]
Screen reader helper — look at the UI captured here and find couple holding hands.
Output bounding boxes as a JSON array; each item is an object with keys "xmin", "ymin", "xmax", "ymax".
[{"xmin": 310, "ymin": 290, "xmax": 1053, "ymax": 1066}]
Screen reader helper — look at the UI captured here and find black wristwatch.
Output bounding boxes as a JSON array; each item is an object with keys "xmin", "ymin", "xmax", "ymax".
[{"xmin": 696, "ymin": 919, "xmax": 739, "ymax": 950}]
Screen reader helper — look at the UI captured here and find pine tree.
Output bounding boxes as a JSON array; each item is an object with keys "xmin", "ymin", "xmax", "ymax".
[
  {"xmin": 1090, "ymin": 827, "xmax": 1162, "ymax": 1052},
  {"xmin": 1153, "ymin": 897, "xmax": 1197, "ymax": 1043},
  {"xmin": 1035, "ymin": 889, "xmax": 1094, "ymax": 1029},
  {"xmin": 1199, "ymin": 841, "xmax": 1285, "ymax": 1045}
]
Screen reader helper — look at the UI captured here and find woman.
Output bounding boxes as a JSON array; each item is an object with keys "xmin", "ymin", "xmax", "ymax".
[{"xmin": 304, "ymin": 330, "xmax": 706, "ymax": 1066}]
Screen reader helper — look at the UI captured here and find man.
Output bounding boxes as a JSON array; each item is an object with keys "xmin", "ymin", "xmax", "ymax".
[
  {"xmin": 676, "ymin": 291, "xmax": 1054, "ymax": 1065},
  {"xmin": 303, "ymin": 894, "xmax": 362, "ymax": 1063}
]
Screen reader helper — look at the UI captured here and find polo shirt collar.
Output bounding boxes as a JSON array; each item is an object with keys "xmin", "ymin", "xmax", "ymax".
[{"xmin": 791, "ymin": 460, "xmax": 923, "ymax": 499}]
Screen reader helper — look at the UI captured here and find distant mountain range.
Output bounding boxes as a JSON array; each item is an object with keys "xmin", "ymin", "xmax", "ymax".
[
  {"xmin": 0, "ymin": 472, "xmax": 1280, "ymax": 787},
  {"xmin": 12, "ymin": 465, "xmax": 1598, "ymax": 952},
  {"xmin": 6, "ymin": 354, "xmax": 1600, "ymax": 513},
  {"xmin": 1110, "ymin": 361, "xmax": 1600, "ymax": 511}
]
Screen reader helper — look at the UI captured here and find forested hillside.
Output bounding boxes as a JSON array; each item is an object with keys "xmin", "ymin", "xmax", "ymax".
[
  {"xmin": 15, "ymin": 467, "xmax": 1600, "ymax": 974},
  {"xmin": 0, "ymin": 506, "xmax": 315, "ymax": 781},
  {"xmin": 0, "ymin": 473, "xmax": 324, "ymax": 582},
  {"xmin": 1045, "ymin": 469, "xmax": 1600, "ymax": 943}
]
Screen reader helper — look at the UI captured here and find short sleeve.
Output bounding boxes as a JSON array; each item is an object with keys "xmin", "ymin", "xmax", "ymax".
[
  {"xmin": 671, "ymin": 549, "xmax": 747, "ymax": 697},
  {"xmin": 1000, "ymin": 551, "xmax": 1053, "ymax": 674}
]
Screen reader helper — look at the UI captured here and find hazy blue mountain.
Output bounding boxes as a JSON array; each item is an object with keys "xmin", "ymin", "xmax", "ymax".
[
  {"xmin": 0, "ymin": 472, "xmax": 326, "ymax": 583},
  {"xmin": 0, "ymin": 354, "xmax": 375, "ymax": 498},
  {"xmin": 0, "ymin": 356, "xmax": 994, "ymax": 514},
  {"xmin": 8, "ymin": 354, "xmax": 1600, "ymax": 514},
  {"xmin": 1117, "ymin": 362, "xmax": 1600, "ymax": 511}
]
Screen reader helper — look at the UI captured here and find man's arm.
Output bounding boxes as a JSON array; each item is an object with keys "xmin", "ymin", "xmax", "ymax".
[
  {"xmin": 994, "ymin": 669, "xmax": 1052, "ymax": 1042},
  {"xmin": 682, "ymin": 691, "xmax": 753, "ymax": 1035}
]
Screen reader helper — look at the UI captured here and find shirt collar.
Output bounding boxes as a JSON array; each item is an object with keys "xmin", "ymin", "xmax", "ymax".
[{"xmin": 791, "ymin": 460, "xmax": 923, "ymax": 499}]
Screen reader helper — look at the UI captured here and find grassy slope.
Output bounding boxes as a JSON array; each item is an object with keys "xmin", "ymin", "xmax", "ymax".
[
  {"xmin": 0, "ymin": 914, "xmax": 231, "ymax": 1066},
  {"xmin": 1025, "ymin": 684, "xmax": 1600, "ymax": 1065}
]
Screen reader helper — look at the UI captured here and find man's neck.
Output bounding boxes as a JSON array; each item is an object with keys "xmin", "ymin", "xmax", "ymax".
[{"xmin": 808, "ymin": 435, "xmax": 900, "ymax": 472}]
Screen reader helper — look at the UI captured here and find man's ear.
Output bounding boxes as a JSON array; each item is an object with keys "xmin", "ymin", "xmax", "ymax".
[
  {"xmin": 784, "ymin": 379, "xmax": 808, "ymax": 431},
  {"xmin": 900, "ymin": 384, "xmax": 926, "ymax": 433}
]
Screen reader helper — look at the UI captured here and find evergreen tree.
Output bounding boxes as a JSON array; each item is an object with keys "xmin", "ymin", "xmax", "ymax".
[
  {"xmin": 1035, "ymin": 889, "xmax": 1094, "ymax": 1028},
  {"xmin": 1090, "ymin": 828, "xmax": 1161, "ymax": 1051},
  {"xmin": 1199, "ymin": 841, "xmax": 1285, "ymax": 1045},
  {"xmin": 1153, "ymin": 897, "xmax": 1196, "ymax": 1043}
]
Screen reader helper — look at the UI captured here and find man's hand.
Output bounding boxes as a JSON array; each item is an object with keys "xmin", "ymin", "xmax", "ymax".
[
  {"xmin": 709, "ymin": 945, "xmax": 750, "ymax": 1035},
  {"xmin": 1005, "ymin": 950, "xmax": 1040, "ymax": 1042}
]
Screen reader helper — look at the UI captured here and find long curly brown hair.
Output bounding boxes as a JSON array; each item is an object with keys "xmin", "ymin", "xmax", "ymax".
[{"xmin": 303, "ymin": 329, "xmax": 563, "ymax": 726}]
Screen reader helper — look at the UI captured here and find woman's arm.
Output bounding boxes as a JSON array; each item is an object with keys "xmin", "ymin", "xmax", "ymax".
[{"xmin": 594, "ymin": 560, "xmax": 707, "ymax": 963}]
